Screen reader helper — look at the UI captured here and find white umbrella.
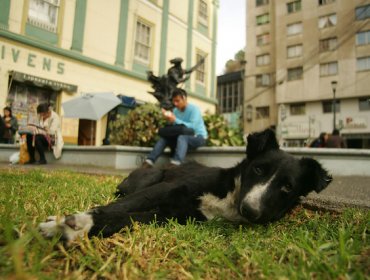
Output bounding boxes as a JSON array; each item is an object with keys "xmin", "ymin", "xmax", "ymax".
[
  {"xmin": 62, "ymin": 92, "xmax": 121, "ymax": 145},
  {"xmin": 62, "ymin": 92, "xmax": 121, "ymax": 120}
]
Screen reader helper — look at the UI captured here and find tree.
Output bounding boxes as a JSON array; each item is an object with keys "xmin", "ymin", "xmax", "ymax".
[{"xmin": 224, "ymin": 49, "xmax": 246, "ymax": 73}]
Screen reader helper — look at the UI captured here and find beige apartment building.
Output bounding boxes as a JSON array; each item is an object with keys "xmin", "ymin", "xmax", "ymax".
[
  {"xmin": 0, "ymin": 0, "xmax": 218, "ymax": 146},
  {"xmin": 245, "ymin": 0, "xmax": 370, "ymax": 148}
]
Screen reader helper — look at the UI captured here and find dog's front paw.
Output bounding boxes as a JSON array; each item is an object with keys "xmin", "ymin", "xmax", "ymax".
[
  {"xmin": 39, "ymin": 213, "xmax": 94, "ymax": 242},
  {"xmin": 39, "ymin": 216, "xmax": 65, "ymax": 238}
]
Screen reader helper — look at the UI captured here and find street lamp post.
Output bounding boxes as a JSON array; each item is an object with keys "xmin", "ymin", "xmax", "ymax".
[{"xmin": 331, "ymin": 81, "xmax": 338, "ymax": 131}]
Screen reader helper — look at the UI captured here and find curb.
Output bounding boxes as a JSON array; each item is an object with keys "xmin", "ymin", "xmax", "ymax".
[{"xmin": 301, "ymin": 196, "xmax": 370, "ymax": 212}]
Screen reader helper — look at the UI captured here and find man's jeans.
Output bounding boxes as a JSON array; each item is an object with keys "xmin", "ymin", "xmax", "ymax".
[{"xmin": 147, "ymin": 135, "xmax": 206, "ymax": 164}]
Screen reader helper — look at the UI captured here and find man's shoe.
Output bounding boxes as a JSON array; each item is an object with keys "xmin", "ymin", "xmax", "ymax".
[
  {"xmin": 141, "ymin": 162, "xmax": 153, "ymax": 169},
  {"xmin": 167, "ymin": 160, "xmax": 181, "ymax": 169},
  {"xmin": 36, "ymin": 159, "xmax": 47, "ymax": 165},
  {"xmin": 166, "ymin": 163, "xmax": 179, "ymax": 169},
  {"xmin": 141, "ymin": 159, "xmax": 154, "ymax": 169}
]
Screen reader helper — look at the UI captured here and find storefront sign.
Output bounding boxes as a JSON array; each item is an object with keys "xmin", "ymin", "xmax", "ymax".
[
  {"xmin": 344, "ymin": 117, "xmax": 367, "ymax": 129},
  {"xmin": 1, "ymin": 44, "xmax": 65, "ymax": 75},
  {"xmin": 281, "ymin": 122, "xmax": 311, "ymax": 139},
  {"xmin": 11, "ymin": 71, "xmax": 77, "ymax": 92}
]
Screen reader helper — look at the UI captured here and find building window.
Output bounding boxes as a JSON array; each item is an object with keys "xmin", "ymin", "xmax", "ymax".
[
  {"xmin": 287, "ymin": 44, "xmax": 303, "ymax": 58},
  {"xmin": 356, "ymin": 5, "xmax": 370, "ymax": 20},
  {"xmin": 256, "ymin": 0, "xmax": 269, "ymax": 7},
  {"xmin": 322, "ymin": 100, "xmax": 340, "ymax": 113},
  {"xmin": 356, "ymin": 30, "xmax": 370, "ymax": 45},
  {"xmin": 234, "ymin": 83, "xmax": 240, "ymax": 111},
  {"xmin": 287, "ymin": 1, "xmax": 301, "ymax": 14},
  {"xmin": 256, "ymin": 74, "xmax": 271, "ymax": 87},
  {"xmin": 318, "ymin": 14, "xmax": 337, "ymax": 29},
  {"xmin": 198, "ymin": 0, "xmax": 208, "ymax": 26},
  {"xmin": 357, "ymin": 56, "xmax": 370, "ymax": 71},
  {"xmin": 319, "ymin": 37, "xmax": 337, "ymax": 52},
  {"xmin": 256, "ymin": 54, "xmax": 270, "ymax": 66},
  {"xmin": 318, "ymin": 0, "xmax": 335, "ymax": 6},
  {"xmin": 224, "ymin": 83, "xmax": 243, "ymax": 113},
  {"xmin": 221, "ymin": 86, "xmax": 227, "ymax": 113},
  {"xmin": 196, "ymin": 52, "xmax": 207, "ymax": 84},
  {"xmin": 287, "ymin": 22, "xmax": 302, "ymax": 36},
  {"xmin": 219, "ymin": 82, "xmax": 242, "ymax": 113},
  {"xmin": 256, "ymin": 106, "xmax": 270, "ymax": 119},
  {"xmin": 290, "ymin": 103, "xmax": 305, "ymax": 115},
  {"xmin": 320, "ymin": 62, "xmax": 338, "ymax": 76},
  {"xmin": 256, "ymin": 14, "xmax": 270, "ymax": 25},
  {"xmin": 257, "ymin": 33, "xmax": 270, "ymax": 46},
  {"xmin": 134, "ymin": 21, "xmax": 152, "ymax": 64},
  {"xmin": 27, "ymin": 0, "xmax": 60, "ymax": 32},
  {"xmin": 228, "ymin": 84, "xmax": 234, "ymax": 112},
  {"xmin": 359, "ymin": 97, "xmax": 370, "ymax": 111},
  {"xmin": 287, "ymin": 67, "xmax": 303, "ymax": 81}
]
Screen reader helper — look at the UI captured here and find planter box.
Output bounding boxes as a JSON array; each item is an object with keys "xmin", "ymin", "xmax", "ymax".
[{"xmin": 1, "ymin": 144, "xmax": 370, "ymax": 176}]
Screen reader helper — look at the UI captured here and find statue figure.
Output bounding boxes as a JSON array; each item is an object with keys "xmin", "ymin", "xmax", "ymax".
[{"xmin": 147, "ymin": 56, "xmax": 206, "ymax": 110}]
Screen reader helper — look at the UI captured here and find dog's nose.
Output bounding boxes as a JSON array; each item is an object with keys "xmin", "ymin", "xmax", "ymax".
[{"xmin": 240, "ymin": 203, "xmax": 261, "ymax": 222}]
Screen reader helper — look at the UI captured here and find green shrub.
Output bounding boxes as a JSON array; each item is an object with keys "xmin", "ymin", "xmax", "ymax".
[
  {"xmin": 109, "ymin": 104, "xmax": 244, "ymax": 147},
  {"xmin": 109, "ymin": 103, "xmax": 166, "ymax": 147},
  {"xmin": 203, "ymin": 112, "xmax": 245, "ymax": 146}
]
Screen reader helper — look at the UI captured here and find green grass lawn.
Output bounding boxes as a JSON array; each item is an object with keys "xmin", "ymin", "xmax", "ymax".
[{"xmin": 0, "ymin": 168, "xmax": 369, "ymax": 279}]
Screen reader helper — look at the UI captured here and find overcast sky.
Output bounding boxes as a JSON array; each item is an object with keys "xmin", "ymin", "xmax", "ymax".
[{"xmin": 216, "ymin": 0, "xmax": 246, "ymax": 75}]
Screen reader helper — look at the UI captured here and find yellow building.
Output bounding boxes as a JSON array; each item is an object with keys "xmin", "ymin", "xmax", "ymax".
[
  {"xmin": 0, "ymin": 0, "xmax": 218, "ymax": 145},
  {"xmin": 245, "ymin": 0, "xmax": 370, "ymax": 148}
]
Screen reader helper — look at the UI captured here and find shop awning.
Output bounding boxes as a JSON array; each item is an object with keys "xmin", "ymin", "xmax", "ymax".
[{"xmin": 10, "ymin": 71, "xmax": 78, "ymax": 93}]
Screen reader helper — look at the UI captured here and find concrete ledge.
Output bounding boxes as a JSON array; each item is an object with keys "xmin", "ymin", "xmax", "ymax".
[{"xmin": 1, "ymin": 144, "xmax": 370, "ymax": 176}]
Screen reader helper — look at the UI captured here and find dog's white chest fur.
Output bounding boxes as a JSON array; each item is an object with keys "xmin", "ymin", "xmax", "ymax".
[{"xmin": 199, "ymin": 177, "xmax": 247, "ymax": 223}]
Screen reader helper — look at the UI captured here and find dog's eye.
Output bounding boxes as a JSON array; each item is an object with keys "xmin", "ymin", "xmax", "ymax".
[
  {"xmin": 253, "ymin": 166, "xmax": 263, "ymax": 175},
  {"xmin": 281, "ymin": 184, "xmax": 293, "ymax": 193}
]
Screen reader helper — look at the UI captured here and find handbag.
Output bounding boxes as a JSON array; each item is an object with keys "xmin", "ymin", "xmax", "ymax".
[
  {"xmin": 19, "ymin": 135, "xmax": 30, "ymax": 164},
  {"xmin": 158, "ymin": 124, "xmax": 194, "ymax": 139}
]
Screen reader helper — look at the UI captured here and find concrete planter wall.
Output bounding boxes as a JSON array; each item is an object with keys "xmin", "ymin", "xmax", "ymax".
[{"xmin": 1, "ymin": 144, "xmax": 369, "ymax": 176}]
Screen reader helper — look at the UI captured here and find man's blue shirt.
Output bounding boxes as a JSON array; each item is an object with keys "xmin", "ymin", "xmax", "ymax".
[{"xmin": 173, "ymin": 104, "xmax": 208, "ymax": 138}]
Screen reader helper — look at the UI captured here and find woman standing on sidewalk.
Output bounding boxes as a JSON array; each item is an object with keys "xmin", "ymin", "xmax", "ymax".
[{"xmin": 1, "ymin": 107, "xmax": 18, "ymax": 144}]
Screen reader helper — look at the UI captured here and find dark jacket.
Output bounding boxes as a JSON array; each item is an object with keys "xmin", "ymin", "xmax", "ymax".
[
  {"xmin": 326, "ymin": 135, "xmax": 346, "ymax": 148},
  {"xmin": 0, "ymin": 116, "xmax": 5, "ymax": 141},
  {"xmin": 2, "ymin": 116, "xmax": 18, "ymax": 144}
]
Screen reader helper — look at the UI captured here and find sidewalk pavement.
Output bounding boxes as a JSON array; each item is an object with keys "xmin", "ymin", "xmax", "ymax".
[{"xmin": 0, "ymin": 162, "xmax": 369, "ymax": 211}]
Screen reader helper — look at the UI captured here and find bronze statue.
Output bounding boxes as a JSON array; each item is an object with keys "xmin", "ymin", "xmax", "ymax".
[{"xmin": 147, "ymin": 56, "xmax": 206, "ymax": 110}]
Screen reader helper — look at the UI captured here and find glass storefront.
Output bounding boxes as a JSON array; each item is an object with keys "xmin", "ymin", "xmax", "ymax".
[{"xmin": 6, "ymin": 81, "xmax": 58, "ymax": 127}]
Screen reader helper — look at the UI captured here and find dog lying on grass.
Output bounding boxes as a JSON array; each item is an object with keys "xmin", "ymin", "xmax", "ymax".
[{"xmin": 39, "ymin": 129, "xmax": 332, "ymax": 242}]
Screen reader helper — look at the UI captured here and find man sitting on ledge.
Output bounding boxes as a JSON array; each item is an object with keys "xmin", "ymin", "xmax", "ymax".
[
  {"xmin": 25, "ymin": 103, "xmax": 64, "ymax": 165},
  {"xmin": 143, "ymin": 88, "xmax": 208, "ymax": 167}
]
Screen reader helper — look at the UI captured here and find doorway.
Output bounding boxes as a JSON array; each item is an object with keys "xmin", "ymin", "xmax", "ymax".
[{"xmin": 78, "ymin": 119, "xmax": 96, "ymax": 146}]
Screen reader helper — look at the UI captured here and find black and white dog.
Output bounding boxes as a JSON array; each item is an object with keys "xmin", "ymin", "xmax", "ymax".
[{"xmin": 39, "ymin": 129, "xmax": 332, "ymax": 242}]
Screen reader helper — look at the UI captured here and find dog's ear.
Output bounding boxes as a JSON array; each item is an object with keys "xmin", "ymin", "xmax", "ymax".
[
  {"xmin": 299, "ymin": 157, "xmax": 333, "ymax": 194},
  {"xmin": 246, "ymin": 129, "xmax": 279, "ymax": 159}
]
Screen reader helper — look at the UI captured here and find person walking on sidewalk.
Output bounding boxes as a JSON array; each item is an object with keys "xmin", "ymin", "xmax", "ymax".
[{"xmin": 143, "ymin": 88, "xmax": 208, "ymax": 167}]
